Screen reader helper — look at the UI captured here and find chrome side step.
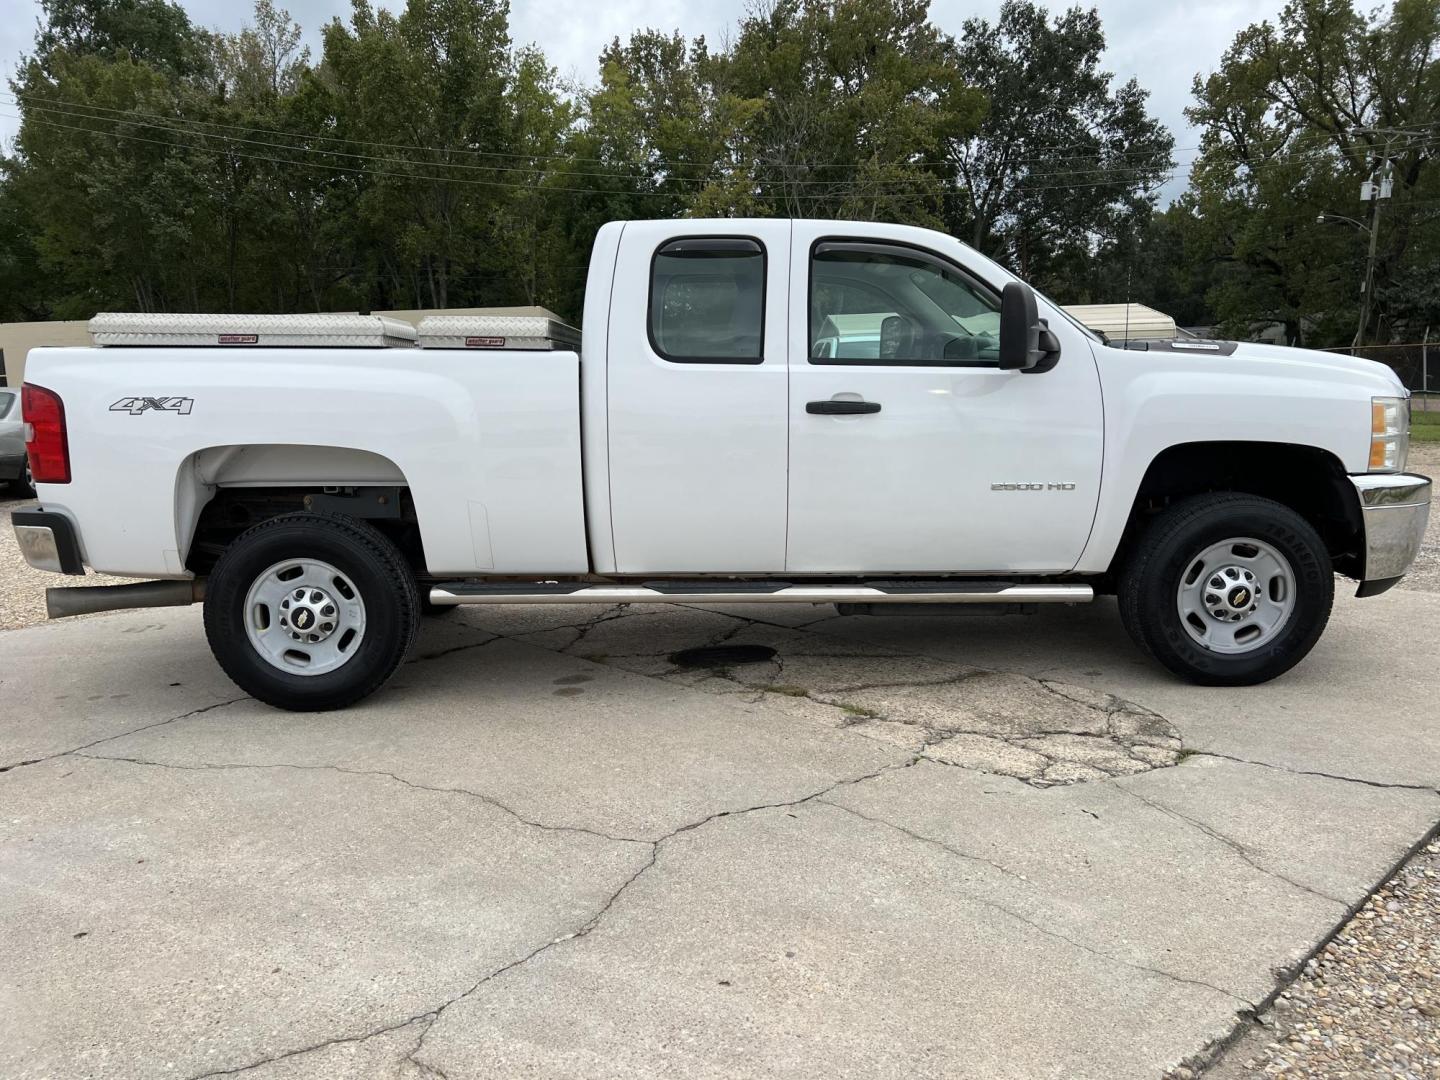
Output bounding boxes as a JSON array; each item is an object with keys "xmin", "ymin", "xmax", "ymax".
[{"xmin": 428, "ymin": 582, "xmax": 1093, "ymax": 607}]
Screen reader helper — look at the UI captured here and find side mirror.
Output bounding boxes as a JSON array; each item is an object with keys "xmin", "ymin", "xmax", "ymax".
[
  {"xmin": 879, "ymin": 314, "xmax": 915, "ymax": 361},
  {"xmin": 998, "ymin": 282, "xmax": 1061, "ymax": 373}
]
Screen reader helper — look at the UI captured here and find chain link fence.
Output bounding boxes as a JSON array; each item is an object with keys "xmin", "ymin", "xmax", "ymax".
[{"xmin": 1322, "ymin": 339, "xmax": 1438, "ymax": 411}]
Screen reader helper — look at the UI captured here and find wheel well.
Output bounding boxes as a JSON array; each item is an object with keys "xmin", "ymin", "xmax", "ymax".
[
  {"xmin": 1110, "ymin": 442, "xmax": 1363, "ymax": 579},
  {"xmin": 177, "ymin": 445, "xmax": 428, "ymax": 577},
  {"xmin": 185, "ymin": 486, "xmax": 427, "ymax": 577}
]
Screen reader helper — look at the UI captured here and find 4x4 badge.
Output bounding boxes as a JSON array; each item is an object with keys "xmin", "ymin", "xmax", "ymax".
[{"xmin": 110, "ymin": 396, "xmax": 194, "ymax": 416}]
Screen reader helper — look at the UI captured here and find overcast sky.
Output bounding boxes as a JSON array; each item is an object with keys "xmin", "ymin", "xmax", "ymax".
[{"xmin": 0, "ymin": 0, "xmax": 1288, "ymax": 200}]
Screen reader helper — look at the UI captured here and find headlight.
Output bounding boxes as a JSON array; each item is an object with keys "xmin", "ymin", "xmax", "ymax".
[{"xmin": 1369, "ymin": 395, "xmax": 1409, "ymax": 473}]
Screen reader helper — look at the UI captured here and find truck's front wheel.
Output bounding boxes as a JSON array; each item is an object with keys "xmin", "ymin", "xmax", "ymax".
[
  {"xmin": 204, "ymin": 511, "xmax": 419, "ymax": 710},
  {"xmin": 1118, "ymin": 494, "xmax": 1333, "ymax": 686}
]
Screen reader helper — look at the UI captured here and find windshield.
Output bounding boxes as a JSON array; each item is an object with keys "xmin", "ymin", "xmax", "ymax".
[
  {"xmin": 1031, "ymin": 285, "xmax": 1103, "ymax": 343},
  {"xmin": 935, "ymin": 230, "xmax": 1103, "ymax": 345}
]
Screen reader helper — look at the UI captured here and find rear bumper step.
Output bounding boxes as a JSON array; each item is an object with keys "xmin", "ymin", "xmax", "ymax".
[{"xmin": 428, "ymin": 582, "xmax": 1093, "ymax": 607}]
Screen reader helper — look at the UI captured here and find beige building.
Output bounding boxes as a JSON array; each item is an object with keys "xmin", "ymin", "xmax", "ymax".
[
  {"xmin": 0, "ymin": 319, "xmax": 91, "ymax": 385},
  {"xmin": 0, "ymin": 306, "xmax": 558, "ymax": 386},
  {"xmin": 1061, "ymin": 303, "xmax": 1180, "ymax": 342}
]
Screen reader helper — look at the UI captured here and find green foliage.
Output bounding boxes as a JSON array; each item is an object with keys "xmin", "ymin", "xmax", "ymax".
[
  {"xmin": 944, "ymin": 1, "xmax": 1173, "ymax": 289},
  {"xmin": 1410, "ymin": 409, "xmax": 1440, "ymax": 441},
  {"xmin": 0, "ymin": 161, "xmax": 51, "ymax": 321},
  {"xmin": 35, "ymin": 0, "xmax": 214, "ymax": 76},
  {"xmin": 1074, "ymin": 201, "xmax": 1216, "ymax": 328},
  {"xmin": 0, "ymin": 0, "xmax": 1194, "ymax": 325},
  {"xmin": 218, "ymin": 0, "xmax": 308, "ymax": 102},
  {"xmin": 1184, "ymin": 0, "xmax": 1440, "ymax": 346},
  {"xmin": 320, "ymin": 0, "xmax": 518, "ymax": 309},
  {"xmin": 715, "ymin": 0, "xmax": 980, "ymax": 223}
]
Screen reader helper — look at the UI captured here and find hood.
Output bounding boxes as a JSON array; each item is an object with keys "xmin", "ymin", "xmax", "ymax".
[
  {"xmin": 1229, "ymin": 341, "xmax": 1404, "ymax": 386},
  {"xmin": 1103, "ymin": 338, "xmax": 1405, "ymax": 395}
]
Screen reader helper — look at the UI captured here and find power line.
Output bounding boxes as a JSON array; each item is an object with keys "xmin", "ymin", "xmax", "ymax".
[
  {"xmin": 2, "ymin": 111, "xmax": 948, "ymax": 201},
  {"xmin": 16, "ymin": 91, "xmax": 1437, "ymax": 195},
  {"xmin": 4, "ymin": 90, "xmax": 1192, "ymax": 176},
  {"xmin": 5, "ymin": 92, "xmax": 1188, "ymax": 189},
  {"xmin": 14, "ymin": 101, "xmax": 1434, "ymax": 201},
  {"xmin": 0, "ymin": 107, "xmax": 1303, "ymax": 199},
  {"xmin": 0, "ymin": 110, "xmax": 1359, "ymax": 202}
]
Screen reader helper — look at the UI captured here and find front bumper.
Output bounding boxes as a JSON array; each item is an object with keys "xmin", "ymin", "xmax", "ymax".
[
  {"xmin": 12, "ymin": 507, "xmax": 85, "ymax": 575},
  {"xmin": 1350, "ymin": 474, "xmax": 1431, "ymax": 596}
]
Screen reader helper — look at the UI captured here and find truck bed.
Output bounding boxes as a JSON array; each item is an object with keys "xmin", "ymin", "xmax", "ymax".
[{"xmin": 22, "ymin": 344, "xmax": 587, "ymax": 577}]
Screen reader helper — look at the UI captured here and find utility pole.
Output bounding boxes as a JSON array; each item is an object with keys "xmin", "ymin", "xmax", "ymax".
[
  {"xmin": 1424, "ymin": 325, "xmax": 1431, "ymax": 409},
  {"xmin": 1354, "ymin": 151, "xmax": 1392, "ymax": 349},
  {"xmin": 1347, "ymin": 127, "xmax": 1431, "ymax": 349}
]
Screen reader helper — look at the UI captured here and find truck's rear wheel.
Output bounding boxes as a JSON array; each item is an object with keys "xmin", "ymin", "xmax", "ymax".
[
  {"xmin": 204, "ymin": 511, "xmax": 419, "ymax": 710},
  {"xmin": 12, "ymin": 457, "xmax": 35, "ymax": 498},
  {"xmin": 1118, "ymin": 494, "xmax": 1333, "ymax": 686}
]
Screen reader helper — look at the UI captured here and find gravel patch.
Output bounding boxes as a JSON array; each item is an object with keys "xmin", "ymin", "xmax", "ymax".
[
  {"xmin": 1204, "ymin": 840, "xmax": 1440, "ymax": 1079},
  {"xmin": 0, "ymin": 490, "xmax": 138, "ymax": 631},
  {"xmin": 1395, "ymin": 443, "xmax": 1440, "ymax": 595},
  {"xmin": 1194, "ymin": 442, "xmax": 1440, "ymax": 1079}
]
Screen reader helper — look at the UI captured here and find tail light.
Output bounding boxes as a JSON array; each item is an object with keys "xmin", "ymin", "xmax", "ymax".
[{"xmin": 22, "ymin": 383, "xmax": 71, "ymax": 484}]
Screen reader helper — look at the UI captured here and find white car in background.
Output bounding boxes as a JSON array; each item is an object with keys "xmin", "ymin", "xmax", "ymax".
[{"xmin": 0, "ymin": 388, "xmax": 33, "ymax": 496}]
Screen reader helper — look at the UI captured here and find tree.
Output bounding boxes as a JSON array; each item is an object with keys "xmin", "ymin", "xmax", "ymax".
[
  {"xmin": 564, "ymin": 31, "xmax": 737, "ymax": 229},
  {"xmin": 219, "ymin": 0, "xmax": 308, "ymax": 102},
  {"xmin": 1186, "ymin": 0, "xmax": 1440, "ymax": 344},
  {"xmin": 2, "ymin": 0, "xmax": 1182, "ymax": 322},
  {"xmin": 33, "ymin": 0, "xmax": 213, "ymax": 76},
  {"xmin": 0, "ymin": 163, "xmax": 53, "ymax": 321},
  {"xmin": 942, "ymin": 1, "xmax": 1173, "ymax": 290},
  {"xmin": 319, "ymin": 0, "xmax": 529, "ymax": 310},
  {"xmin": 10, "ymin": 47, "xmax": 218, "ymax": 313},
  {"xmin": 1075, "ymin": 200, "xmax": 1217, "ymax": 327},
  {"xmin": 486, "ymin": 47, "xmax": 581, "ymax": 311},
  {"xmin": 717, "ymin": 0, "xmax": 981, "ymax": 223}
]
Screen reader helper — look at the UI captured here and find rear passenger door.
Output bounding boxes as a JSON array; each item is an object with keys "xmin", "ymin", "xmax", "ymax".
[{"xmin": 605, "ymin": 220, "xmax": 792, "ymax": 573}]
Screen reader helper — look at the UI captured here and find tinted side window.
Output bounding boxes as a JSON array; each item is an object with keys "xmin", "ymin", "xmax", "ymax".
[
  {"xmin": 0, "ymin": 391, "xmax": 13, "ymax": 419},
  {"xmin": 649, "ymin": 238, "xmax": 765, "ymax": 364},
  {"xmin": 809, "ymin": 242, "xmax": 1001, "ymax": 367}
]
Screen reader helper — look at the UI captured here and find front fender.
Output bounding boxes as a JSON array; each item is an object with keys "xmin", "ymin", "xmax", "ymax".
[{"xmin": 1075, "ymin": 348, "xmax": 1389, "ymax": 574}]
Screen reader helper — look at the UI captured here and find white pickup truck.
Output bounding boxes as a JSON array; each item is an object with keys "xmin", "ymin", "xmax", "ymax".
[{"xmin": 12, "ymin": 218, "xmax": 1431, "ymax": 710}]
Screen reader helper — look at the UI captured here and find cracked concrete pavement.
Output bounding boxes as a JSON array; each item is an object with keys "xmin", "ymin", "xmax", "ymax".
[{"xmin": 1, "ymin": 585, "xmax": 1438, "ymax": 1079}]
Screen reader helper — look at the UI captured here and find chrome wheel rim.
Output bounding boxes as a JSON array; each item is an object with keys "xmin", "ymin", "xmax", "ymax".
[
  {"xmin": 243, "ymin": 558, "xmax": 366, "ymax": 676},
  {"xmin": 1176, "ymin": 537, "xmax": 1296, "ymax": 655}
]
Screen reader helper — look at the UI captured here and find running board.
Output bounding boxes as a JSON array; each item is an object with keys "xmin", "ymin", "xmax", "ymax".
[{"xmin": 427, "ymin": 582, "xmax": 1093, "ymax": 607}]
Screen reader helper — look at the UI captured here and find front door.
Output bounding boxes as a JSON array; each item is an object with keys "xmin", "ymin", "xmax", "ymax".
[{"xmin": 785, "ymin": 223, "xmax": 1104, "ymax": 574}]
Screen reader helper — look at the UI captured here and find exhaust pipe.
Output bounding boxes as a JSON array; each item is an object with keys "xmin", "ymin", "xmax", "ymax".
[{"xmin": 46, "ymin": 580, "xmax": 205, "ymax": 620}]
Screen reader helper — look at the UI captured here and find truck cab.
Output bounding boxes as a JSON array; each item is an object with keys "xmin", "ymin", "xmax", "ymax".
[
  {"xmin": 591, "ymin": 219, "xmax": 1103, "ymax": 576},
  {"xmin": 12, "ymin": 218, "xmax": 1431, "ymax": 710}
]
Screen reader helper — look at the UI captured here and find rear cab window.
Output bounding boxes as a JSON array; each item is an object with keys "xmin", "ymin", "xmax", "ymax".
[{"xmin": 648, "ymin": 237, "xmax": 766, "ymax": 364}]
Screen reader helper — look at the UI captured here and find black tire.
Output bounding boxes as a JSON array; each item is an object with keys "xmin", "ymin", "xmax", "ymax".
[
  {"xmin": 11, "ymin": 458, "xmax": 35, "ymax": 498},
  {"xmin": 1117, "ymin": 493, "xmax": 1333, "ymax": 686},
  {"xmin": 420, "ymin": 595, "xmax": 457, "ymax": 617},
  {"xmin": 203, "ymin": 511, "xmax": 420, "ymax": 710}
]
